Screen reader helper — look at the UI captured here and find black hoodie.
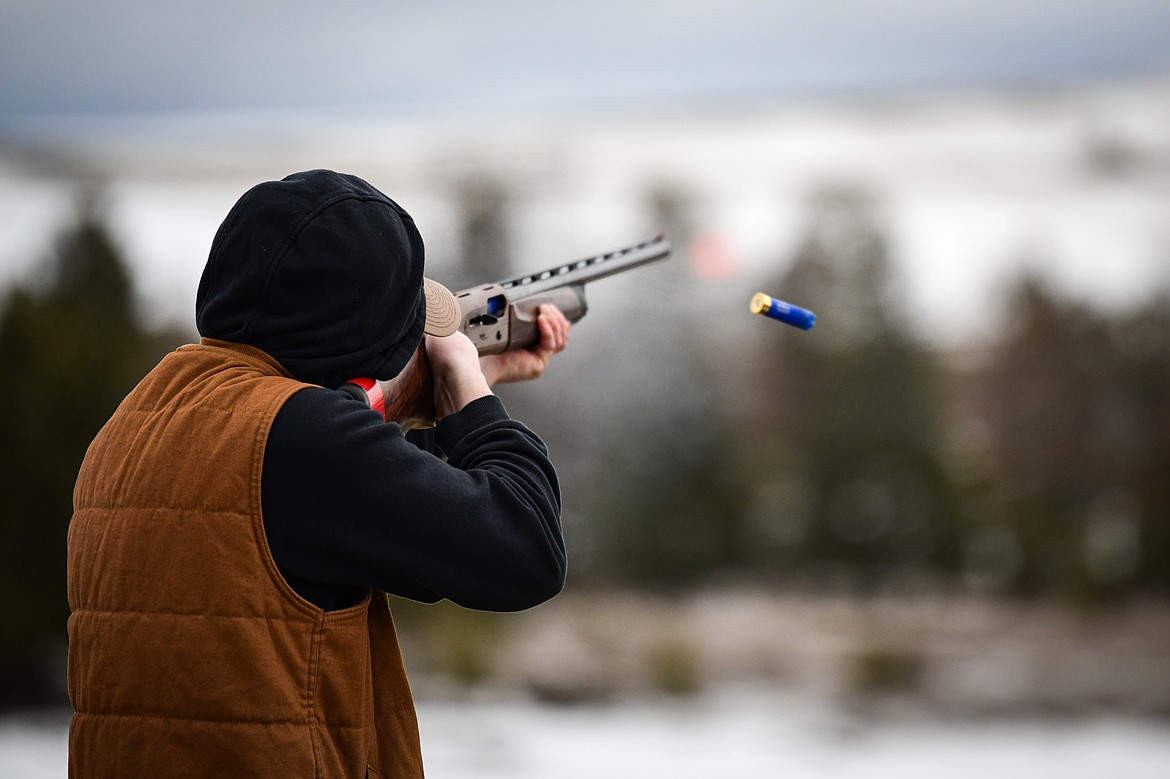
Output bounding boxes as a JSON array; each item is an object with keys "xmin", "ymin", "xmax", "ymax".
[
  {"xmin": 196, "ymin": 171, "xmax": 566, "ymax": 611},
  {"xmin": 197, "ymin": 169, "xmax": 430, "ymax": 387}
]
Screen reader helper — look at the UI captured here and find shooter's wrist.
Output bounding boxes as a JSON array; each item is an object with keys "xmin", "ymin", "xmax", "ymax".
[
  {"xmin": 432, "ymin": 369, "xmax": 491, "ymax": 419},
  {"xmin": 425, "ymin": 332, "xmax": 493, "ymax": 418}
]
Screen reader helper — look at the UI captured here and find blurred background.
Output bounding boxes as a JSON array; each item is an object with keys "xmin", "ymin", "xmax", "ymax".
[{"xmin": 2, "ymin": 1, "xmax": 1170, "ymax": 776}]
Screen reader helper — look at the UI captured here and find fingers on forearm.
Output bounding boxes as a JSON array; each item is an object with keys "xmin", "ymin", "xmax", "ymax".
[{"xmin": 539, "ymin": 309, "xmax": 568, "ymax": 352}]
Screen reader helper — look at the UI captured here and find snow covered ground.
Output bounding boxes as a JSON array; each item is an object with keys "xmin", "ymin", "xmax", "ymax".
[{"xmin": 7, "ymin": 687, "xmax": 1170, "ymax": 779}]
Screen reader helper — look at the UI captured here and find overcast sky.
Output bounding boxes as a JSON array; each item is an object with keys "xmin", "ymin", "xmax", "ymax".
[{"xmin": 3, "ymin": 0, "xmax": 1170, "ymax": 129}]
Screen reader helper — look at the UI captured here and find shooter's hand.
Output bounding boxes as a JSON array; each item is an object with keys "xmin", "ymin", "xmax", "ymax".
[
  {"xmin": 424, "ymin": 331, "xmax": 493, "ymax": 419},
  {"xmin": 480, "ymin": 305, "xmax": 571, "ymax": 385}
]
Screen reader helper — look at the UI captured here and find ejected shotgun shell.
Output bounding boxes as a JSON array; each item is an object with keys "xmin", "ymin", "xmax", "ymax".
[{"xmin": 750, "ymin": 292, "xmax": 816, "ymax": 330}]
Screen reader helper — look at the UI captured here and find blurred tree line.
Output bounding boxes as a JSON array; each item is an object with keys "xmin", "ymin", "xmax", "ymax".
[
  {"xmin": 2, "ymin": 181, "xmax": 1168, "ymax": 710},
  {"xmin": 578, "ymin": 183, "xmax": 1170, "ymax": 604},
  {"xmin": 0, "ymin": 198, "xmax": 186, "ymax": 709}
]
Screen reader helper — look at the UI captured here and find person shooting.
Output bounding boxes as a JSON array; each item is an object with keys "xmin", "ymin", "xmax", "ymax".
[{"xmin": 67, "ymin": 169, "xmax": 573, "ymax": 777}]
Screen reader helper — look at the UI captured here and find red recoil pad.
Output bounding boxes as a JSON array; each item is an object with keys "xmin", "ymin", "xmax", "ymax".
[{"xmin": 345, "ymin": 377, "xmax": 384, "ymax": 417}]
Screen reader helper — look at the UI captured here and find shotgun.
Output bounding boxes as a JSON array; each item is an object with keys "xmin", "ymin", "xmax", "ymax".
[{"xmin": 342, "ymin": 234, "xmax": 671, "ymax": 427}]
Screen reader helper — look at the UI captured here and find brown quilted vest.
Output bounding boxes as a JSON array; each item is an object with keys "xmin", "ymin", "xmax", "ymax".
[{"xmin": 68, "ymin": 339, "xmax": 424, "ymax": 778}]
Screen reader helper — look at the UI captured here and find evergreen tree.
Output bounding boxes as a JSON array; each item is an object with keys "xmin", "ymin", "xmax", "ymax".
[
  {"xmin": 447, "ymin": 175, "xmax": 512, "ymax": 291},
  {"xmin": 1118, "ymin": 295, "xmax": 1170, "ymax": 592},
  {"xmin": 0, "ymin": 198, "xmax": 186, "ymax": 708},
  {"xmin": 583, "ymin": 184, "xmax": 753, "ymax": 587},
  {"xmin": 973, "ymin": 278, "xmax": 1169, "ymax": 598},
  {"xmin": 745, "ymin": 186, "xmax": 961, "ymax": 589}
]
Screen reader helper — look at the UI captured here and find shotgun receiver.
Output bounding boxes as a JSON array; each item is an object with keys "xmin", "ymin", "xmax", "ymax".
[
  {"xmin": 344, "ymin": 234, "xmax": 670, "ymax": 426},
  {"xmin": 455, "ymin": 233, "xmax": 670, "ymax": 354}
]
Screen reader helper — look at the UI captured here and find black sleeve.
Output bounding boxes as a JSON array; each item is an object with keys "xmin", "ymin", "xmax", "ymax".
[{"xmin": 261, "ymin": 387, "xmax": 566, "ymax": 612}]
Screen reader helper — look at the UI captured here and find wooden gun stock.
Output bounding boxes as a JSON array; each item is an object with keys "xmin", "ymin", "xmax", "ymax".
[{"xmin": 340, "ymin": 346, "xmax": 436, "ymax": 431}]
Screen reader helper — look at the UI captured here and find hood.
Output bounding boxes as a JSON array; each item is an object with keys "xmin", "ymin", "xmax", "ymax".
[{"xmin": 195, "ymin": 169, "xmax": 457, "ymax": 388}]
